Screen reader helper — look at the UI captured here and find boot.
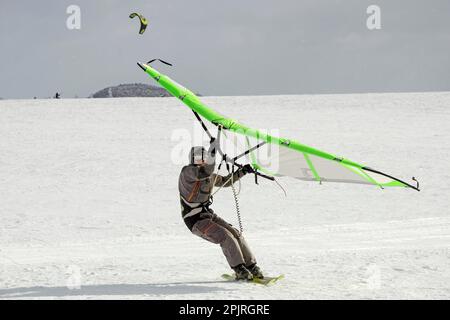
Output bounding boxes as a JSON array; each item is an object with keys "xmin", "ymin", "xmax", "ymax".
[
  {"xmin": 247, "ymin": 263, "xmax": 264, "ymax": 279},
  {"xmin": 232, "ymin": 264, "xmax": 253, "ymax": 280}
]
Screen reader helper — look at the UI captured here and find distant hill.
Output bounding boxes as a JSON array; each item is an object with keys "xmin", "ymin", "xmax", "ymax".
[{"xmin": 91, "ymin": 83, "xmax": 171, "ymax": 98}]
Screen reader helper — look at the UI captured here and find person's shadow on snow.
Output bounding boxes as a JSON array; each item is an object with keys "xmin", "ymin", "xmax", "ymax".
[{"xmin": 0, "ymin": 281, "xmax": 232, "ymax": 299}]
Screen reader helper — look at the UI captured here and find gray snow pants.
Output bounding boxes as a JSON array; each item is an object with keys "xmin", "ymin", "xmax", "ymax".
[{"xmin": 191, "ymin": 212, "xmax": 256, "ymax": 268}]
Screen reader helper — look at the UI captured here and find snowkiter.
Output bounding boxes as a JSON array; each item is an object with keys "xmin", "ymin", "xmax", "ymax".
[{"xmin": 178, "ymin": 142, "xmax": 263, "ymax": 280}]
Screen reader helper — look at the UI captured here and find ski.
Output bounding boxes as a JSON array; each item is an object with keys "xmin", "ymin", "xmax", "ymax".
[{"xmin": 221, "ymin": 274, "xmax": 284, "ymax": 286}]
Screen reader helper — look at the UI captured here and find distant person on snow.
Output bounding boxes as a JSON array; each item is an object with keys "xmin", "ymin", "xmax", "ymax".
[
  {"xmin": 54, "ymin": 92, "xmax": 60, "ymax": 99},
  {"xmin": 178, "ymin": 141, "xmax": 263, "ymax": 280}
]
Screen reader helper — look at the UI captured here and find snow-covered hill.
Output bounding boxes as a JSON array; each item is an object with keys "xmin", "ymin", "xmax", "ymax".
[{"xmin": 0, "ymin": 92, "xmax": 449, "ymax": 299}]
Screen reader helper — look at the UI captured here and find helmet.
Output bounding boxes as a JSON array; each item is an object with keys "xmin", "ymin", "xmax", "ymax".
[
  {"xmin": 189, "ymin": 146, "xmax": 214, "ymax": 165},
  {"xmin": 189, "ymin": 146, "xmax": 206, "ymax": 165}
]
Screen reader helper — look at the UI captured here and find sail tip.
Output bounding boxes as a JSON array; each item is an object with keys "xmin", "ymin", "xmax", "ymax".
[
  {"xmin": 411, "ymin": 177, "xmax": 420, "ymax": 191},
  {"xmin": 137, "ymin": 61, "xmax": 146, "ymax": 71}
]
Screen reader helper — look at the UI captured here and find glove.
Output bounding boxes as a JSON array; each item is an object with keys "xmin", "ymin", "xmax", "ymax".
[
  {"xmin": 208, "ymin": 137, "xmax": 217, "ymax": 157},
  {"xmin": 241, "ymin": 164, "xmax": 254, "ymax": 175}
]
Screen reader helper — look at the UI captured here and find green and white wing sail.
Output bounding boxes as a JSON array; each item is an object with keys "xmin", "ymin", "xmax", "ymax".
[
  {"xmin": 247, "ymin": 139, "xmax": 409, "ymax": 187},
  {"xmin": 137, "ymin": 62, "xmax": 419, "ymax": 191}
]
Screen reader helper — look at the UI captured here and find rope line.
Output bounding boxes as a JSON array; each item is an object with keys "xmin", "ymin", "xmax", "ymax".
[{"xmin": 230, "ymin": 166, "xmax": 243, "ymax": 235}]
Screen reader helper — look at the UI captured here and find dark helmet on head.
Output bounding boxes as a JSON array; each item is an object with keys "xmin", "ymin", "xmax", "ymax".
[
  {"xmin": 189, "ymin": 146, "xmax": 206, "ymax": 165},
  {"xmin": 189, "ymin": 146, "xmax": 215, "ymax": 165}
]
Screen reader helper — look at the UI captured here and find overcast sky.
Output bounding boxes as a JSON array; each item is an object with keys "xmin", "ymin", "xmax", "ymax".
[{"xmin": 0, "ymin": 0, "xmax": 449, "ymax": 98}]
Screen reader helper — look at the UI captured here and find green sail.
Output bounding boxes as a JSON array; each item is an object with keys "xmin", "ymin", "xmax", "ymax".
[{"xmin": 137, "ymin": 62, "xmax": 419, "ymax": 191}]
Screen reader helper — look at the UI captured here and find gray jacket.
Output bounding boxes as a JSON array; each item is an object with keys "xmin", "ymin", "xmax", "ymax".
[
  {"xmin": 179, "ymin": 163, "xmax": 245, "ymax": 229},
  {"xmin": 179, "ymin": 163, "xmax": 245, "ymax": 204}
]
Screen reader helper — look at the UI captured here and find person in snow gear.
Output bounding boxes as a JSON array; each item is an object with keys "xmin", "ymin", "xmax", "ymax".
[{"xmin": 178, "ymin": 142, "xmax": 263, "ymax": 280}]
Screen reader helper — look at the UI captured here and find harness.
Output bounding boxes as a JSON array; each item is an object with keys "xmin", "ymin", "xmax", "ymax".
[{"xmin": 181, "ymin": 195, "xmax": 213, "ymax": 219}]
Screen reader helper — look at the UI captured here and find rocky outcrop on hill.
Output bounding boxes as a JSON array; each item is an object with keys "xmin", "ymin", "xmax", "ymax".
[{"xmin": 91, "ymin": 83, "xmax": 171, "ymax": 98}]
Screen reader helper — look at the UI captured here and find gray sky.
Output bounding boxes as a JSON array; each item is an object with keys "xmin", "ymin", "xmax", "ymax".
[{"xmin": 0, "ymin": 0, "xmax": 449, "ymax": 98}]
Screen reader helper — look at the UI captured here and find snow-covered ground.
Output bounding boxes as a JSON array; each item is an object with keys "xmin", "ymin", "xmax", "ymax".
[{"xmin": 0, "ymin": 92, "xmax": 449, "ymax": 299}]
